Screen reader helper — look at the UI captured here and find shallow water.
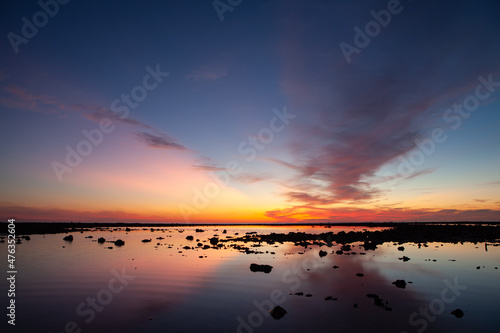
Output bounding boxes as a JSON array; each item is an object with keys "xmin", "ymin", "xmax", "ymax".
[{"xmin": 1, "ymin": 226, "xmax": 499, "ymax": 333}]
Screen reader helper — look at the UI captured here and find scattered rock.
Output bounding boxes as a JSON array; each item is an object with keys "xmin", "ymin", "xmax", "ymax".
[
  {"xmin": 392, "ymin": 279, "xmax": 407, "ymax": 289},
  {"xmin": 450, "ymin": 309, "xmax": 464, "ymax": 318},
  {"xmin": 324, "ymin": 296, "xmax": 337, "ymax": 301},
  {"xmin": 186, "ymin": 235, "xmax": 194, "ymax": 240},
  {"xmin": 97, "ymin": 237, "xmax": 106, "ymax": 243},
  {"xmin": 195, "ymin": 229, "xmax": 204, "ymax": 232},
  {"xmin": 209, "ymin": 237, "xmax": 219, "ymax": 245},
  {"xmin": 319, "ymin": 250, "xmax": 328, "ymax": 257},
  {"xmin": 63, "ymin": 235, "xmax": 73, "ymax": 242},
  {"xmin": 250, "ymin": 263, "xmax": 273, "ymax": 273},
  {"xmin": 399, "ymin": 256, "xmax": 410, "ymax": 262},
  {"xmin": 269, "ymin": 306, "xmax": 287, "ymax": 320},
  {"xmin": 142, "ymin": 239, "xmax": 152, "ymax": 243},
  {"xmin": 114, "ymin": 239, "xmax": 125, "ymax": 246}
]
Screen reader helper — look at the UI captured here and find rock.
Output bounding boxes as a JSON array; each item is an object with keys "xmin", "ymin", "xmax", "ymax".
[
  {"xmin": 341, "ymin": 244, "xmax": 351, "ymax": 251},
  {"xmin": 366, "ymin": 294, "xmax": 379, "ymax": 299},
  {"xmin": 319, "ymin": 250, "xmax": 328, "ymax": 257},
  {"xmin": 125, "ymin": 228, "xmax": 131, "ymax": 232},
  {"xmin": 63, "ymin": 235, "xmax": 73, "ymax": 242},
  {"xmin": 305, "ymin": 294, "xmax": 312, "ymax": 297},
  {"xmin": 141, "ymin": 239, "xmax": 152, "ymax": 243},
  {"xmin": 249, "ymin": 263, "xmax": 273, "ymax": 273},
  {"xmin": 450, "ymin": 309, "xmax": 464, "ymax": 318},
  {"xmin": 24, "ymin": 236, "xmax": 31, "ymax": 241},
  {"xmin": 324, "ymin": 296, "xmax": 337, "ymax": 301},
  {"xmin": 476, "ymin": 266, "xmax": 480, "ymax": 269},
  {"xmin": 397, "ymin": 246, "xmax": 405, "ymax": 251},
  {"xmin": 269, "ymin": 306, "xmax": 287, "ymax": 320},
  {"xmin": 186, "ymin": 235, "xmax": 194, "ymax": 241},
  {"xmin": 209, "ymin": 237, "xmax": 219, "ymax": 245},
  {"xmin": 392, "ymin": 279, "xmax": 406, "ymax": 289},
  {"xmin": 114, "ymin": 239, "xmax": 125, "ymax": 246},
  {"xmin": 335, "ymin": 250, "xmax": 344, "ymax": 255},
  {"xmin": 195, "ymin": 229, "xmax": 204, "ymax": 232},
  {"xmin": 289, "ymin": 292, "xmax": 303, "ymax": 296},
  {"xmin": 332, "ymin": 265, "xmax": 340, "ymax": 269},
  {"xmin": 97, "ymin": 237, "xmax": 106, "ymax": 243},
  {"xmin": 222, "ymin": 230, "xmax": 227, "ymax": 234},
  {"xmin": 399, "ymin": 256, "xmax": 410, "ymax": 262},
  {"xmin": 356, "ymin": 273, "xmax": 364, "ymax": 277}
]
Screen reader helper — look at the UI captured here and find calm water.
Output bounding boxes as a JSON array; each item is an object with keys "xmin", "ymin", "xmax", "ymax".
[{"xmin": 1, "ymin": 225, "xmax": 499, "ymax": 333}]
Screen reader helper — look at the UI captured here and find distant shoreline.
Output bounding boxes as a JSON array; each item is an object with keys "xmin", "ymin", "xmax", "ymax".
[{"xmin": 1, "ymin": 221, "xmax": 499, "ymax": 235}]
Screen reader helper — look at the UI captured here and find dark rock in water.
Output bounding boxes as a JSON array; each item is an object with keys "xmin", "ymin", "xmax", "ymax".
[
  {"xmin": 125, "ymin": 228, "xmax": 131, "ymax": 232},
  {"xmin": 97, "ymin": 237, "xmax": 106, "ymax": 243},
  {"xmin": 197, "ymin": 242, "xmax": 203, "ymax": 247},
  {"xmin": 222, "ymin": 230, "xmax": 227, "ymax": 234},
  {"xmin": 183, "ymin": 246, "xmax": 191, "ymax": 250},
  {"xmin": 141, "ymin": 239, "xmax": 152, "ymax": 243},
  {"xmin": 63, "ymin": 235, "xmax": 73, "ymax": 242},
  {"xmin": 305, "ymin": 294, "xmax": 312, "ymax": 297},
  {"xmin": 195, "ymin": 229, "xmax": 204, "ymax": 232},
  {"xmin": 353, "ymin": 304, "xmax": 358, "ymax": 309},
  {"xmin": 186, "ymin": 235, "xmax": 194, "ymax": 241},
  {"xmin": 16, "ymin": 238, "xmax": 22, "ymax": 244},
  {"xmin": 114, "ymin": 239, "xmax": 125, "ymax": 246},
  {"xmin": 269, "ymin": 306, "xmax": 287, "ymax": 320},
  {"xmin": 450, "ymin": 309, "xmax": 464, "ymax": 318},
  {"xmin": 289, "ymin": 292, "xmax": 303, "ymax": 296},
  {"xmin": 24, "ymin": 236, "xmax": 31, "ymax": 241},
  {"xmin": 203, "ymin": 245, "xmax": 210, "ymax": 249},
  {"xmin": 366, "ymin": 294, "xmax": 379, "ymax": 299},
  {"xmin": 341, "ymin": 244, "xmax": 351, "ymax": 251},
  {"xmin": 476, "ymin": 266, "xmax": 480, "ymax": 269},
  {"xmin": 107, "ymin": 247, "xmax": 113, "ymax": 249},
  {"xmin": 399, "ymin": 256, "xmax": 410, "ymax": 262},
  {"xmin": 319, "ymin": 250, "xmax": 328, "ymax": 257},
  {"xmin": 85, "ymin": 236, "xmax": 93, "ymax": 239},
  {"xmin": 397, "ymin": 246, "xmax": 405, "ymax": 251},
  {"xmin": 324, "ymin": 296, "xmax": 337, "ymax": 301},
  {"xmin": 250, "ymin": 263, "xmax": 273, "ymax": 273},
  {"xmin": 392, "ymin": 279, "xmax": 406, "ymax": 289},
  {"xmin": 209, "ymin": 237, "xmax": 219, "ymax": 245},
  {"xmin": 336, "ymin": 250, "xmax": 343, "ymax": 255},
  {"xmin": 332, "ymin": 265, "xmax": 340, "ymax": 269},
  {"xmin": 356, "ymin": 273, "xmax": 364, "ymax": 277},
  {"xmin": 362, "ymin": 241, "xmax": 377, "ymax": 251}
]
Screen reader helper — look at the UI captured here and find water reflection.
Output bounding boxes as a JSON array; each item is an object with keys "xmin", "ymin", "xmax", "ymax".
[{"xmin": 1, "ymin": 226, "xmax": 499, "ymax": 333}]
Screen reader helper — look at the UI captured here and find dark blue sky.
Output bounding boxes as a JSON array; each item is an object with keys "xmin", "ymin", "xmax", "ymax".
[{"xmin": 1, "ymin": 0, "xmax": 499, "ymax": 222}]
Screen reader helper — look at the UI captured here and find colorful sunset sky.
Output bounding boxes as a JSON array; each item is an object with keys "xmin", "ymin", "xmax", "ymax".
[{"xmin": 1, "ymin": 0, "xmax": 499, "ymax": 223}]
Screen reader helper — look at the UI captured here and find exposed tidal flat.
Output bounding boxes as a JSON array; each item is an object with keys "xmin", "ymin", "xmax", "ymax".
[{"xmin": 1, "ymin": 223, "xmax": 499, "ymax": 333}]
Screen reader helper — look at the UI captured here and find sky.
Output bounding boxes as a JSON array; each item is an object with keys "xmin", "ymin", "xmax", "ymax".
[{"xmin": 1, "ymin": 0, "xmax": 499, "ymax": 223}]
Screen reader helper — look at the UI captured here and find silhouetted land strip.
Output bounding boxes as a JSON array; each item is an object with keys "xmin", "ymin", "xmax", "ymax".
[
  {"xmin": 1, "ymin": 222, "xmax": 499, "ymax": 245},
  {"xmin": 221, "ymin": 224, "xmax": 500, "ymax": 247}
]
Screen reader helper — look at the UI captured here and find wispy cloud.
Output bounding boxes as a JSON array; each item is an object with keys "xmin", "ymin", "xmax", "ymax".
[{"xmin": 134, "ymin": 132, "xmax": 187, "ymax": 151}]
